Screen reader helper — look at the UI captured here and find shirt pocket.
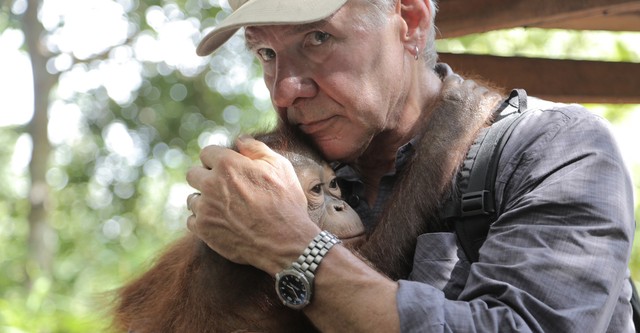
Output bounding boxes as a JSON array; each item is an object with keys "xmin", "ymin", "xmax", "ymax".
[{"xmin": 409, "ymin": 232, "xmax": 459, "ymax": 289}]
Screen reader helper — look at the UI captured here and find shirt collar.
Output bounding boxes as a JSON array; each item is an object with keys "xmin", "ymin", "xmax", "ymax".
[{"xmin": 334, "ymin": 137, "xmax": 419, "ymax": 181}]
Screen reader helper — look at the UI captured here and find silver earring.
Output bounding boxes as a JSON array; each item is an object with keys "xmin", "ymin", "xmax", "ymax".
[{"xmin": 414, "ymin": 46, "xmax": 419, "ymax": 60}]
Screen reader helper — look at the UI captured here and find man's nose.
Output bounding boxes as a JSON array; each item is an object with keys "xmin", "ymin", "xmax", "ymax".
[{"xmin": 271, "ymin": 58, "xmax": 316, "ymax": 108}]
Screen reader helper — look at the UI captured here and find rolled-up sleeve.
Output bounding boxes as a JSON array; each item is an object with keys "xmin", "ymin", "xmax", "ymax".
[{"xmin": 397, "ymin": 104, "xmax": 635, "ymax": 332}]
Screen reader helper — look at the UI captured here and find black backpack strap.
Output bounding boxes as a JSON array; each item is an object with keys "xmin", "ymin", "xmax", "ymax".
[
  {"xmin": 631, "ymin": 278, "xmax": 640, "ymax": 332},
  {"xmin": 443, "ymin": 89, "xmax": 640, "ymax": 331},
  {"xmin": 451, "ymin": 89, "xmax": 528, "ymax": 262}
]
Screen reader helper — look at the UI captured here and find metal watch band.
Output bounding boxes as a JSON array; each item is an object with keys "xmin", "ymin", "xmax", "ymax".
[{"xmin": 291, "ymin": 230, "xmax": 341, "ymax": 280}]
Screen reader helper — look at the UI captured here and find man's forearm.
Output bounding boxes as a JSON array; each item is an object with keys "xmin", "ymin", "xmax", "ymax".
[{"xmin": 304, "ymin": 245, "xmax": 400, "ymax": 332}]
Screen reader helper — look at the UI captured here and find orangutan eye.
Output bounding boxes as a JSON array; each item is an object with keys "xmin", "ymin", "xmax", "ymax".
[
  {"xmin": 256, "ymin": 48, "xmax": 276, "ymax": 62},
  {"xmin": 329, "ymin": 178, "xmax": 338, "ymax": 189},
  {"xmin": 311, "ymin": 184, "xmax": 323, "ymax": 194},
  {"xmin": 305, "ymin": 31, "xmax": 331, "ymax": 46}
]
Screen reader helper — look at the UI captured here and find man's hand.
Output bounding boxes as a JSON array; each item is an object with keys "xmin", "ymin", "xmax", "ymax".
[{"xmin": 186, "ymin": 135, "xmax": 321, "ymax": 275}]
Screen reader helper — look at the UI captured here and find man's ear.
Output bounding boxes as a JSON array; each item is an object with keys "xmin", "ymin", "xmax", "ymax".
[{"xmin": 397, "ymin": 0, "xmax": 432, "ymax": 55}]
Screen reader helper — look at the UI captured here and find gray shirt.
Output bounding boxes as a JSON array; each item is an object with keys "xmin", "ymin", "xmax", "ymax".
[{"xmin": 337, "ymin": 98, "xmax": 635, "ymax": 332}]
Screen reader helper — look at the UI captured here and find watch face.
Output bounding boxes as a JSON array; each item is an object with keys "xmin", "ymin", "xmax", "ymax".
[{"xmin": 276, "ymin": 270, "xmax": 311, "ymax": 309}]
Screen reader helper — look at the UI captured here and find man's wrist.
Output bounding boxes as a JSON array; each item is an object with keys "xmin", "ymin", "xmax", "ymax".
[
  {"xmin": 275, "ymin": 230, "xmax": 341, "ymax": 309},
  {"xmin": 293, "ymin": 231, "xmax": 341, "ymax": 276}
]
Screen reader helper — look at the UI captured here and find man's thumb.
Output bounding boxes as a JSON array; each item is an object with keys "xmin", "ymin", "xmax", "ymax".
[{"xmin": 236, "ymin": 135, "xmax": 276, "ymax": 161}]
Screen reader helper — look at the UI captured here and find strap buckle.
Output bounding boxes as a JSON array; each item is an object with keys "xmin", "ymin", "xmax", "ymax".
[{"xmin": 461, "ymin": 190, "xmax": 495, "ymax": 217}]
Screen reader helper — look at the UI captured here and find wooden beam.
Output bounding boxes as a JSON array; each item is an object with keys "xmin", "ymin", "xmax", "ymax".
[
  {"xmin": 436, "ymin": 0, "xmax": 640, "ymax": 38},
  {"xmin": 438, "ymin": 52, "xmax": 640, "ymax": 104},
  {"xmin": 534, "ymin": 10, "xmax": 640, "ymax": 32}
]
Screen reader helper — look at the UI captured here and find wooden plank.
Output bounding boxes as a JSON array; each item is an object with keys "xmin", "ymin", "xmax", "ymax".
[
  {"xmin": 438, "ymin": 52, "xmax": 640, "ymax": 104},
  {"xmin": 534, "ymin": 10, "xmax": 640, "ymax": 32},
  {"xmin": 435, "ymin": 0, "xmax": 640, "ymax": 38}
]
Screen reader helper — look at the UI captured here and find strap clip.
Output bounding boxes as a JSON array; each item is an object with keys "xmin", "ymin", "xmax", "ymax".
[{"xmin": 461, "ymin": 190, "xmax": 495, "ymax": 217}]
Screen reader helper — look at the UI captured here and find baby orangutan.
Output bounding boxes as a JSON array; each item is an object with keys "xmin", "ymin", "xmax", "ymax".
[
  {"xmin": 112, "ymin": 76, "xmax": 502, "ymax": 332},
  {"xmin": 112, "ymin": 127, "xmax": 365, "ymax": 333}
]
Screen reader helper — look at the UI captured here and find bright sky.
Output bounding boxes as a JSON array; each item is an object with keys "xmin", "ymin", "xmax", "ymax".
[
  {"xmin": 0, "ymin": 28, "xmax": 33, "ymax": 127},
  {"xmin": 1, "ymin": 0, "xmax": 639, "ymax": 191}
]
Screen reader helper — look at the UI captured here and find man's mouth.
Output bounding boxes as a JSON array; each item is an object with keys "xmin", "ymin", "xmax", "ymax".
[{"xmin": 298, "ymin": 116, "xmax": 336, "ymax": 135}]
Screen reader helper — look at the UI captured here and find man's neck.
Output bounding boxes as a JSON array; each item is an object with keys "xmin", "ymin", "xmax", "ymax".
[{"xmin": 353, "ymin": 68, "xmax": 443, "ymax": 204}]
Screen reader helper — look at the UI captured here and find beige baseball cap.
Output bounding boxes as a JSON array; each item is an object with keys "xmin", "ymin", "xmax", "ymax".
[{"xmin": 196, "ymin": 0, "xmax": 348, "ymax": 56}]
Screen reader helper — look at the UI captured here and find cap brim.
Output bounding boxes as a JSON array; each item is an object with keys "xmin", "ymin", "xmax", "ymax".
[{"xmin": 196, "ymin": 0, "xmax": 348, "ymax": 56}]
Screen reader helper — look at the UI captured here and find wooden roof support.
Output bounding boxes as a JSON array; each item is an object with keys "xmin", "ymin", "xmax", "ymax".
[
  {"xmin": 439, "ymin": 52, "xmax": 640, "ymax": 104},
  {"xmin": 534, "ymin": 9, "xmax": 640, "ymax": 32},
  {"xmin": 435, "ymin": 0, "xmax": 640, "ymax": 37}
]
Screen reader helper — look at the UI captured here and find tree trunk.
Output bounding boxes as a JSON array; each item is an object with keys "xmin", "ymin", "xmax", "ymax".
[{"xmin": 22, "ymin": 0, "xmax": 57, "ymax": 284}]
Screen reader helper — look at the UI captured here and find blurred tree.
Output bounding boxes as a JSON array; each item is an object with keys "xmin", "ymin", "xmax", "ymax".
[
  {"xmin": 1, "ymin": 0, "xmax": 275, "ymax": 331},
  {"xmin": 22, "ymin": 0, "xmax": 56, "ymax": 284},
  {"xmin": 0, "ymin": 1, "xmax": 638, "ymax": 332}
]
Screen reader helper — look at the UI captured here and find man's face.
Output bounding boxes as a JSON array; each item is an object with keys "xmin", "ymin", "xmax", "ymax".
[{"xmin": 245, "ymin": 1, "xmax": 410, "ymax": 162}]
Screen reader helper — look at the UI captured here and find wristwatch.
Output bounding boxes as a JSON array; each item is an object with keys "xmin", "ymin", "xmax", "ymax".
[{"xmin": 275, "ymin": 230, "xmax": 341, "ymax": 310}]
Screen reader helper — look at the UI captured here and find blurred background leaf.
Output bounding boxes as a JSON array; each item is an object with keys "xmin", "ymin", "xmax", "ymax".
[{"xmin": 0, "ymin": 0, "xmax": 638, "ymax": 331}]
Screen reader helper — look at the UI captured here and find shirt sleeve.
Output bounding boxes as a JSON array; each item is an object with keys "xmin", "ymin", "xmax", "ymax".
[{"xmin": 397, "ymin": 103, "xmax": 636, "ymax": 332}]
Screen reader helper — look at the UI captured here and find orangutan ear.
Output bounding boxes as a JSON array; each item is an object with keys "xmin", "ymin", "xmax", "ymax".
[{"xmin": 397, "ymin": 0, "xmax": 432, "ymax": 55}]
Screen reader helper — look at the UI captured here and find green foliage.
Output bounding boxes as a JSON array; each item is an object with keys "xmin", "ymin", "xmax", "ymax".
[
  {"xmin": 1, "ymin": 2, "xmax": 639, "ymax": 331},
  {"xmin": 1, "ymin": 0, "xmax": 276, "ymax": 331},
  {"xmin": 436, "ymin": 28, "xmax": 640, "ymax": 62}
]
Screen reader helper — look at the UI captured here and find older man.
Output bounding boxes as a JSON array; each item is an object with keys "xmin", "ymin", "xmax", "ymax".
[{"xmin": 186, "ymin": 0, "xmax": 635, "ymax": 331}]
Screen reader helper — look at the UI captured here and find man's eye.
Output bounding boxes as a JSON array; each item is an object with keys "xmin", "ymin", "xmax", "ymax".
[
  {"xmin": 257, "ymin": 48, "xmax": 275, "ymax": 61},
  {"xmin": 305, "ymin": 31, "xmax": 331, "ymax": 46}
]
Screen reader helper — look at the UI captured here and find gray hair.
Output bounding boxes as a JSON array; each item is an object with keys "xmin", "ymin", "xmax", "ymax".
[
  {"xmin": 423, "ymin": 0, "xmax": 438, "ymax": 68},
  {"xmin": 364, "ymin": 0, "xmax": 438, "ymax": 68}
]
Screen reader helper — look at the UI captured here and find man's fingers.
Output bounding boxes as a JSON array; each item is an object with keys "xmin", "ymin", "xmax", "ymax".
[
  {"xmin": 235, "ymin": 135, "xmax": 281, "ymax": 164},
  {"xmin": 196, "ymin": 136, "xmax": 281, "ymax": 173},
  {"xmin": 198, "ymin": 144, "xmax": 232, "ymax": 170},
  {"xmin": 186, "ymin": 165, "xmax": 212, "ymax": 190}
]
